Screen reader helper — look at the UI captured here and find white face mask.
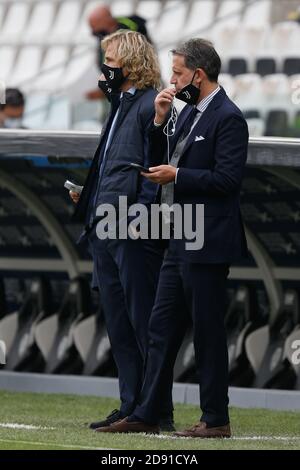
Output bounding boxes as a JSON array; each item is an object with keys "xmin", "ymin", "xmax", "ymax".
[{"xmin": 4, "ymin": 118, "xmax": 23, "ymax": 129}]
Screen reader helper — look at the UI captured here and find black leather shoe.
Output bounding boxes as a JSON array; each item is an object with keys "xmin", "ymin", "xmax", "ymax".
[
  {"xmin": 159, "ymin": 417, "xmax": 176, "ymax": 432},
  {"xmin": 95, "ymin": 418, "xmax": 159, "ymax": 434},
  {"xmin": 89, "ymin": 409, "xmax": 121, "ymax": 430}
]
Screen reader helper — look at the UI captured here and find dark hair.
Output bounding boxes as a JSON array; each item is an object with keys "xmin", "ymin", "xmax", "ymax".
[
  {"xmin": 0, "ymin": 88, "xmax": 25, "ymax": 110},
  {"xmin": 171, "ymin": 38, "xmax": 221, "ymax": 82}
]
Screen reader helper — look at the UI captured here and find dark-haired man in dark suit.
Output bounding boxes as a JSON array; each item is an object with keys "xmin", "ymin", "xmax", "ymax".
[{"xmin": 97, "ymin": 38, "xmax": 249, "ymax": 438}]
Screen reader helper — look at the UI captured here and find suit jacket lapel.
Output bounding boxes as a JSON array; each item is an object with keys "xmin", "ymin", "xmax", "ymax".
[
  {"xmin": 180, "ymin": 87, "xmax": 226, "ymax": 157},
  {"xmin": 102, "ymin": 93, "xmax": 120, "ymax": 136},
  {"xmin": 94, "ymin": 92, "xmax": 121, "ymax": 160}
]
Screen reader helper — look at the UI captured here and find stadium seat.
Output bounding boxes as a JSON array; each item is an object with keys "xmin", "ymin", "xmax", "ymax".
[
  {"xmin": 185, "ymin": 0, "xmax": 216, "ymax": 37},
  {"xmin": 255, "ymin": 57, "xmax": 277, "ymax": 77},
  {"xmin": 284, "ymin": 327, "xmax": 300, "ymax": 390},
  {"xmin": 0, "ymin": 2, "xmax": 30, "ymax": 40},
  {"xmin": 0, "ymin": 280, "xmax": 19, "ymax": 361},
  {"xmin": 216, "ymin": 0, "xmax": 244, "ymax": 25},
  {"xmin": 71, "ymin": 99, "xmax": 103, "ymax": 130},
  {"xmin": 33, "ymin": 46, "xmax": 70, "ymax": 91},
  {"xmin": 246, "ymin": 290, "xmax": 300, "ymax": 389},
  {"xmin": 74, "ymin": 304, "xmax": 116, "ymax": 376},
  {"xmin": 245, "ymin": 325, "xmax": 269, "ymax": 376},
  {"xmin": 9, "ymin": 46, "xmax": 43, "ymax": 88},
  {"xmin": 241, "ymin": 25, "xmax": 270, "ymax": 57},
  {"xmin": 243, "ymin": 110, "xmax": 261, "ymax": 120},
  {"xmin": 0, "ymin": 46, "xmax": 16, "ymax": 82},
  {"xmin": 289, "ymin": 111, "xmax": 300, "ymax": 138},
  {"xmin": 73, "ymin": 315, "xmax": 96, "ymax": 365},
  {"xmin": 35, "ymin": 316, "xmax": 59, "ymax": 363},
  {"xmin": 0, "ymin": 3, "xmax": 5, "ymax": 30},
  {"xmin": 59, "ymin": 45, "xmax": 95, "ymax": 91},
  {"xmin": 243, "ymin": 110, "xmax": 265, "ymax": 135},
  {"xmin": 0, "ymin": 279, "xmax": 6, "ymax": 319},
  {"xmin": 76, "ymin": 0, "xmax": 101, "ymax": 43},
  {"xmin": 23, "ymin": 1, "xmax": 56, "ymax": 42},
  {"xmin": 283, "ymin": 58, "xmax": 300, "ymax": 77},
  {"xmin": 50, "ymin": 1, "xmax": 82, "ymax": 41},
  {"xmin": 218, "ymin": 73, "xmax": 236, "ymax": 99},
  {"xmin": 4, "ymin": 279, "xmax": 53, "ymax": 372},
  {"xmin": 23, "ymin": 93, "xmax": 52, "ymax": 129},
  {"xmin": 266, "ymin": 21, "xmax": 300, "ymax": 56},
  {"xmin": 289, "ymin": 74, "xmax": 300, "ymax": 119},
  {"xmin": 242, "ymin": 0, "xmax": 272, "ymax": 27},
  {"xmin": 234, "ymin": 74, "xmax": 263, "ymax": 113},
  {"xmin": 159, "ymin": 46, "xmax": 173, "ymax": 86},
  {"xmin": 225, "ymin": 285, "xmax": 262, "ymax": 387},
  {"xmin": 228, "ymin": 57, "xmax": 248, "ymax": 76},
  {"xmin": 0, "ymin": 312, "xmax": 18, "ymax": 360},
  {"xmin": 154, "ymin": 1, "xmax": 188, "ymax": 45},
  {"xmin": 262, "ymin": 74, "xmax": 290, "ymax": 112},
  {"xmin": 246, "ymin": 118, "xmax": 265, "ymax": 137},
  {"xmin": 41, "ymin": 96, "xmax": 71, "ymax": 130},
  {"xmin": 265, "ymin": 110, "xmax": 289, "ymax": 136},
  {"xmin": 212, "ymin": 25, "xmax": 244, "ymax": 57},
  {"xmin": 111, "ymin": 0, "xmax": 135, "ymax": 17},
  {"xmin": 136, "ymin": 0, "xmax": 162, "ymax": 21},
  {"xmin": 44, "ymin": 277, "xmax": 91, "ymax": 375},
  {"xmin": 290, "ymin": 73, "xmax": 300, "ymax": 91}
]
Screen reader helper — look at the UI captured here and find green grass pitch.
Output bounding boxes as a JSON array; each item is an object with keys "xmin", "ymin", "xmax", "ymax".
[{"xmin": 0, "ymin": 390, "xmax": 299, "ymax": 450}]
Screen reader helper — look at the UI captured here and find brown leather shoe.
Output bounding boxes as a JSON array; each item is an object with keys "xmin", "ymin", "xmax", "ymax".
[
  {"xmin": 173, "ymin": 422, "xmax": 231, "ymax": 438},
  {"xmin": 95, "ymin": 417, "xmax": 160, "ymax": 434}
]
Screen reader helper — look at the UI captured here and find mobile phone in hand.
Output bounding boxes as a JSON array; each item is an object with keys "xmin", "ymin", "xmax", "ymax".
[
  {"xmin": 64, "ymin": 180, "xmax": 83, "ymax": 194},
  {"xmin": 129, "ymin": 163, "xmax": 150, "ymax": 173}
]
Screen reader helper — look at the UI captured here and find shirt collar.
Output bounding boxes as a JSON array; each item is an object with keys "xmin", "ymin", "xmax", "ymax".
[
  {"xmin": 196, "ymin": 85, "xmax": 221, "ymax": 113},
  {"xmin": 120, "ymin": 86, "xmax": 136, "ymax": 98}
]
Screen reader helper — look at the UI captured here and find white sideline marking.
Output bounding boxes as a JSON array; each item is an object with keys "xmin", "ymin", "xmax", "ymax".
[
  {"xmin": 232, "ymin": 436, "xmax": 300, "ymax": 441},
  {"xmin": 149, "ymin": 434, "xmax": 300, "ymax": 442},
  {"xmin": 0, "ymin": 439, "xmax": 116, "ymax": 450},
  {"xmin": 0, "ymin": 423, "xmax": 55, "ymax": 430},
  {"xmin": 1, "ymin": 423, "xmax": 299, "ymax": 446}
]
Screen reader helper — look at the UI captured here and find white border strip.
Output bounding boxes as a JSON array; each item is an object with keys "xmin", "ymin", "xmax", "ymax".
[{"xmin": 1, "ymin": 371, "xmax": 300, "ymax": 412}]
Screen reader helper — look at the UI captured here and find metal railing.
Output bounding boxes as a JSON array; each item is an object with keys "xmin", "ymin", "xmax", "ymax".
[{"xmin": 1, "ymin": 130, "xmax": 300, "ymax": 166}]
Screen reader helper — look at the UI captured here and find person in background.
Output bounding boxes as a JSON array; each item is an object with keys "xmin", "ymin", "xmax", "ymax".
[
  {"xmin": 287, "ymin": 6, "xmax": 300, "ymax": 23},
  {"xmin": 86, "ymin": 4, "xmax": 151, "ymax": 100},
  {"xmin": 0, "ymin": 88, "xmax": 26, "ymax": 129}
]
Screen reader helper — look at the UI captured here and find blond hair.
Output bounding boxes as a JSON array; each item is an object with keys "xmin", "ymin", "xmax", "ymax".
[{"xmin": 101, "ymin": 30, "xmax": 161, "ymax": 89}]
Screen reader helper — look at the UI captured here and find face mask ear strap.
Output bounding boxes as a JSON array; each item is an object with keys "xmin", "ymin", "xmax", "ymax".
[
  {"xmin": 191, "ymin": 69, "xmax": 202, "ymax": 93},
  {"xmin": 191, "ymin": 70, "xmax": 197, "ymax": 84}
]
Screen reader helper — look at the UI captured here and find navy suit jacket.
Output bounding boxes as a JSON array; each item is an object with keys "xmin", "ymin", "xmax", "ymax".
[
  {"xmin": 73, "ymin": 89, "xmax": 158, "ymax": 226},
  {"xmin": 149, "ymin": 87, "xmax": 249, "ymax": 263}
]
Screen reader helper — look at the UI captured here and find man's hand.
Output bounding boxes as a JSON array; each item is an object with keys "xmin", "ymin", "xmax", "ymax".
[
  {"xmin": 154, "ymin": 88, "xmax": 176, "ymax": 125},
  {"xmin": 141, "ymin": 165, "xmax": 176, "ymax": 185},
  {"xmin": 69, "ymin": 190, "xmax": 80, "ymax": 204}
]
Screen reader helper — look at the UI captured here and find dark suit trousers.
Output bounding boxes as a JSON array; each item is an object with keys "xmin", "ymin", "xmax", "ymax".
[
  {"xmin": 88, "ymin": 230, "xmax": 173, "ymax": 418},
  {"xmin": 130, "ymin": 239, "xmax": 230, "ymax": 427}
]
